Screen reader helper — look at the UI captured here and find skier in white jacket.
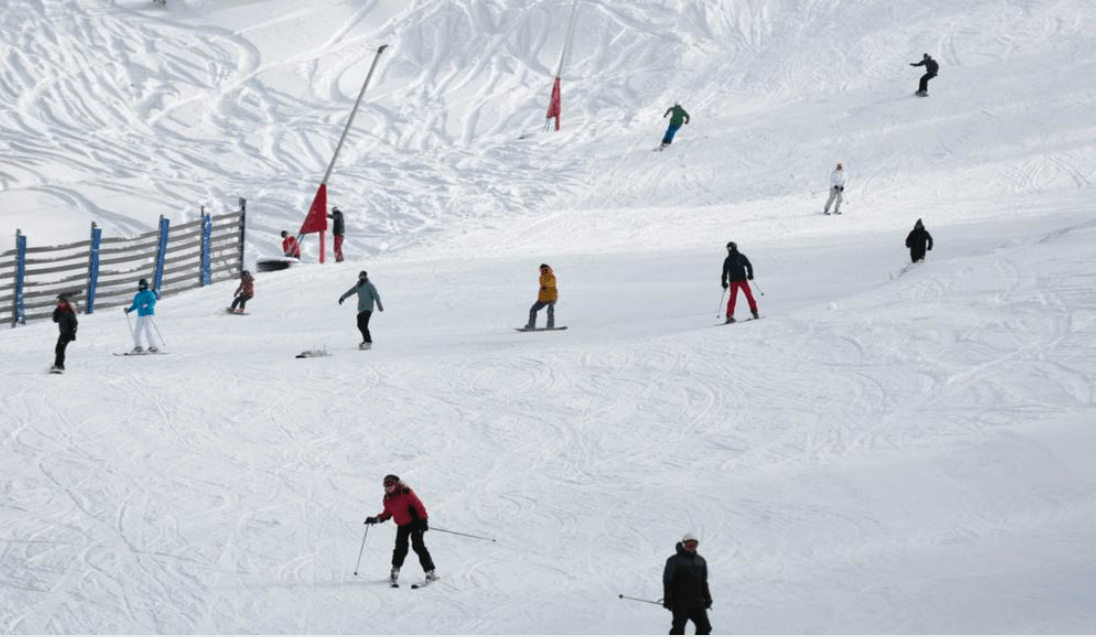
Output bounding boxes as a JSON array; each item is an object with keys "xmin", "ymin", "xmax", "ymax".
[{"xmin": 823, "ymin": 162, "xmax": 846, "ymax": 215}]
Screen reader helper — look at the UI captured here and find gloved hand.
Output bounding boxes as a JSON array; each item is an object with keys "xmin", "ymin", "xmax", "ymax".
[
  {"xmin": 419, "ymin": 519, "xmax": 429, "ymax": 532},
  {"xmin": 747, "ymin": 274, "xmax": 754, "ymax": 280},
  {"xmin": 837, "ymin": 186, "xmax": 844, "ymax": 192},
  {"xmin": 706, "ymin": 600, "xmax": 713, "ymax": 610},
  {"xmin": 124, "ymin": 308, "xmax": 130, "ymax": 314},
  {"xmin": 377, "ymin": 304, "xmax": 384, "ymax": 312},
  {"xmin": 721, "ymin": 282, "xmax": 728, "ymax": 290},
  {"xmin": 662, "ymin": 598, "xmax": 673, "ymax": 611},
  {"xmin": 364, "ymin": 516, "xmax": 379, "ymax": 525},
  {"xmin": 338, "ymin": 298, "xmax": 344, "ymax": 305}
]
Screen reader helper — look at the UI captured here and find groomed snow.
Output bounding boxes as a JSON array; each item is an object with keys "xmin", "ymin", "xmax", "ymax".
[{"xmin": 2, "ymin": 0, "xmax": 1095, "ymax": 634}]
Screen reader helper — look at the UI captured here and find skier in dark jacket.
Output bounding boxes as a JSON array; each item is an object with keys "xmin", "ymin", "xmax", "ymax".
[
  {"xmin": 721, "ymin": 241, "xmax": 759, "ymax": 323},
  {"xmin": 328, "ymin": 207, "xmax": 346, "ymax": 262},
  {"xmin": 364, "ymin": 474, "xmax": 438, "ymax": 587},
  {"xmin": 659, "ymin": 103, "xmax": 691, "ymax": 150},
  {"xmin": 905, "ymin": 218, "xmax": 934, "ymax": 263},
  {"xmin": 51, "ymin": 293, "xmax": 78, "ymax": 373},
  {"xmin": 910, "ymin": 53, "xmax": 939, "ymax": 96},
  {"xmin": 663, "ymin": 533, "xmax": 713, "ymax": 635}
]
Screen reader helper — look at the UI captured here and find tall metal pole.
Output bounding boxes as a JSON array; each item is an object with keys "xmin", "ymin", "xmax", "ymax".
[{"xmin": 321, "ymin": 44, "xmax": 389, "ymax": 185}]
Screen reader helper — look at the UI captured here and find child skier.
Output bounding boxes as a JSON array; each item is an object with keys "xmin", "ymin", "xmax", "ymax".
[
  {"xmin": 229, "ymin": 270, "xmax": 254, "ymax": 314},
  {"xmin": 124, "ymin": 278, "xmax": 159, "ymax": 353}
]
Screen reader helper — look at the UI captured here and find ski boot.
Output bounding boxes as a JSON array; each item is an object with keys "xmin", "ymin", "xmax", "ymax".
[
  {"xmin": 425, "ymin": 570, "xmax": 439, "ymax": 583},
  {"xmin": 752, "ymin": 310, "xmax": 760, "ymax": 320},
  {"xmin": 389, "ymin": 567, "xmax": 400, "ymax": 586},
  {"xmin": 131, "ymin": 346, "xmax": 144, "ymax": 354},
  {"xmin": 724, "ymin": 316, "xmax": 736, "ymax": 324}
]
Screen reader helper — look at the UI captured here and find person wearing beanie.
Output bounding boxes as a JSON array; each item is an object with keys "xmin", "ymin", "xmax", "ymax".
[
  {"xmin": 364, "ymin": 474, "xmax": 438, "ymax": 587},
  {"xmin": 524, "ymin": 263, "xmax": 558, "ymax": 330},
  {"xmin": 663, "ymin": 532, "xmax": 713, "ymax": 634},
  {"xmin": 338, "ymin": 270, "xmax": 384, "ymax": 349},
  {"xmin": 910, "ymin": 53, "xmax": 939, "ymax": 97},
  {"xmin": 905, "ymin": 218, "xmax": 934, "ymax": 263},
  {"xmin": 50, "ymin": 293, "xmax": 78, "ymax": 373},
  {"xmin": 280, "ymin": 230, "xmax": 301, "ymax": 259},
  {"xmin": 327, "ymin": 207, "xmax": 346, "ymax": 262},
  {"xmin": 720, "ymin": 242, "xmax": 759, "ymax": 324}
]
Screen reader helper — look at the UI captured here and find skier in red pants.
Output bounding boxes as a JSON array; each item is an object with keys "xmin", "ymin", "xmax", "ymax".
[{"xmin": 720, "ymin": 241, "xmax": 759, "ymax": 323}]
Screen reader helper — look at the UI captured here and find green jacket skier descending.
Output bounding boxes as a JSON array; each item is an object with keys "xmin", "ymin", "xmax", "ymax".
[{"xmin": 660, "ymin": 103, "xmax": 691, "ymax": 149}]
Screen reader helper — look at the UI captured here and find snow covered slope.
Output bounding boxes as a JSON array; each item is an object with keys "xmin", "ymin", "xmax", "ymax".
[{"xmin": 2, "ymin": 0, "xmax": 1095, "ymax": 634}]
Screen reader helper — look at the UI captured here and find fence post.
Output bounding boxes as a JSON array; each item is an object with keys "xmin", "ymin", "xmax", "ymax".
[
  {"xmin": 200, "ymin": 207, "xmax": 212, "ymax": 286},
  {"xmin": 238, "ymin": 197, "xmax": 247, "ymax": 273},
  {"xmin": 154, "ymin": 215, "xmax": 170, "ymax": 293},
  {"xmin": 86, "ymin": 222, "xmax": 102, "ymax": 314},
  {"xmin": 13, "ymin": 229, "xmax": 26, "ymax": 326}
]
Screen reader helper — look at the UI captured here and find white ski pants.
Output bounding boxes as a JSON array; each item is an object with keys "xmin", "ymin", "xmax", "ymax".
[
  {"xmin": 133, "ymin": 315, "xmax": 158, "ymax": 349},
  {"xmin": 824, "ymin": 186, "xmax": 843, "ymax": 213}
]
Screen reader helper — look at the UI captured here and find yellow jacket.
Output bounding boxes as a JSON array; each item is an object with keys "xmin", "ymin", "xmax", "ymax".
[{"xmin": 538, "ymin": 269, "xmax": 558, "ymax": 302}]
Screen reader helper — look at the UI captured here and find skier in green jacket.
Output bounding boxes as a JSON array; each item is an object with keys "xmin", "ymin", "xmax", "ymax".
[{"xmin": 659, "ymin": 103, "xmax": 690, "ymax": 150}]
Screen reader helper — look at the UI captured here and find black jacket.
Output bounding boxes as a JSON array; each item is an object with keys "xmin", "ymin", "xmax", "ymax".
[
  {"xmin": 722, "ymin": 250, "xmax": 754, "ymax": 285},
  {"xmin": 53, "ymin": 303, "xmax": 78, "ymax": 340},
  {"xmin": 906, "ymin": 226, "xmax": 934, "ymax": 254},
  {"xmin": 912, "ymin": 57, "xmax": 939, "ymax": 75},
  {"xmin": 663, "ymin": 542, "xmax": 712, "ymax": 609},
  {"xmin": 327, "ymin": 210, "xmax": 345, "ymax": 236}
]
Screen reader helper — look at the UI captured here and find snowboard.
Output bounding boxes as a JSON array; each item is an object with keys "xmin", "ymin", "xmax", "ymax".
[
  {"xmin": 49, "ymin": 367, "xmax": 64, "ymax": 375},
  {"xmin": 295, "ymin": 349, "xmax": 330, "ymax": 359},
  {"xmin": 514, "ymin": 326, "xmax": 568, "ymax": 332},
  {"xmin": 225, "ymin": 307, "xmax": 247, "ymax": 315}
]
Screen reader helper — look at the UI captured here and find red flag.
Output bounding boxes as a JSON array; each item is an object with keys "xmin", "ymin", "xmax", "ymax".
[
  {"xmin": 546, "ymin": 77, "xmax": 561, "ymax": 130},
  {"xmin": 300, "ymin": 184, "xmax": 329, "ymax": 235}
]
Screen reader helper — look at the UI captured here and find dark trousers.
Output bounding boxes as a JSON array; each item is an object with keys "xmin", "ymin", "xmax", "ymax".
[
  {"xmin": 662, "ymin": 122, "xmax": 682, "ymax": 145},
  {"xmin": 910, "ymin": 247, "xmax": 927, "ymax": 263},
  {"xmin": 357, "ymin": 310, "xmax": 373, "ymax": 343},
  {"xmin": 231, "ymin": 293, "xmax": 252, "ymax": 310},
  {"xmin": 392, "ymin": 524, "xmax": 435, "ymax": 572},
  {"xmin": 527, "ymin": 300, "xmax": 555, "ymax": 328},
  {"xmin": 918, "ymin": 72, "xmax": 936, "ymax": 93},
  {"xmin": 670, "ymin": 607, "xmax": 711, "ymax": 635},
  {"xmin": 54, "ymin": 335, "xmax": 73, "ymax": 369}
]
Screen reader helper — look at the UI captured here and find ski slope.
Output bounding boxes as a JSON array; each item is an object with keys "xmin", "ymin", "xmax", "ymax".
[{"xmin": 2, "ymin": 0, "xmax": 1096, "ymax": 634}]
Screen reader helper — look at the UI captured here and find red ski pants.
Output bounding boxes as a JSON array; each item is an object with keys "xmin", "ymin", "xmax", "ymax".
[
  {"xmin": 726, "ymin": 280, "xmax": 758, "ymax": 317},
  {"xmin": 333, "ymin": 234, "xmax": 344, "ymax": 262}
]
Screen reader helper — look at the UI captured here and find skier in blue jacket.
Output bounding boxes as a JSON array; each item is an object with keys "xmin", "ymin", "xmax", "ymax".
[
  {"xmin": 124, "ymin": 278, "xmax": 159, "ymax": 353},
  {"xmin": 338, "ymin": 270, "xmax": 384, "ymax": 350}
]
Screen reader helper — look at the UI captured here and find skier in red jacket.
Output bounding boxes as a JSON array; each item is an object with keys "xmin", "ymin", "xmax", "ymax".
[
  {"xmin": 364, "ymin": 474, "xmax": 438, "ymax": 586},
  {"xmin": 280, "ymin": 230, "xmax": 301, "ymax": 258}
]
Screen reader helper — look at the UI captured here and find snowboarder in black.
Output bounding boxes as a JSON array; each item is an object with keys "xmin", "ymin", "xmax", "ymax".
[
  {"xmin": 910, "ymin": 53, "xmax": 938, "ymax": 96},
  {"xmin": 905, "ymin": 218, "xmax": 934, "ymax": 263},
  {"xmin": 721, "ymin": 242, "xmax": 759, "ymax": 323},
  {"xmin": 663, "ymin": 533, "xmax": 713, "ymax": 635},
  {"xmin": 328, "ymin": 207, "xmax": 346, "ymax": 262},
  {"xmin": 51, "ymin": 293, "xmax": 78, "ymax": 373}
]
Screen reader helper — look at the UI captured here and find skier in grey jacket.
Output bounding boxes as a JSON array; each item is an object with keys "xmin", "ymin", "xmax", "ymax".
[{"xmin": 338, "ymin": 270, "xmax": 384, "ymax": 349}]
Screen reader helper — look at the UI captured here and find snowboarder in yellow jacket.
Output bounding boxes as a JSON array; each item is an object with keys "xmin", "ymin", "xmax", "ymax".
[{"xmin": 525, "ymin": 264, "xmax": 557, "ymax": 329}]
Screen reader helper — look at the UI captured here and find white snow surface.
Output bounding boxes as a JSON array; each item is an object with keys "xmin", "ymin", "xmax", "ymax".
[{"xmin": 3, "ymin": 0, "xmax": 1096, "ymax": 634}]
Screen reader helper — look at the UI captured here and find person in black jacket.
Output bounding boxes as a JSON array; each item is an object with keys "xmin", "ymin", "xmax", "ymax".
[
  {"xmin": 663, "ymin": 533, "xmax": 713, "ymax": 635},
  {"xmin": 910, "ymin": 53, "xmax": 939, "ymax": 96},
  {"xmin": 328, "ymin": 207, "xmax": 346, "ymax": 262},
  {"xmin": 721, "ymin": 241, "xmax": 759, "ymax": 323},
  {"xmin": 51, "ymin": 293, "xmax": 78, "ymax": 373},
  {"xmin": 905, "ymin": 218, "xmax": 934, "ymax": 263}
]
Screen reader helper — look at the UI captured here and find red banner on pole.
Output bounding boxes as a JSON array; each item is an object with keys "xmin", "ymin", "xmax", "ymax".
[
  {"xmin": 546, "ymin": 77, "xmax": 561, "ymax": 131},
  {"xmin": 300, "ymin": 183, "xmax": 329, "ymax": 263}
]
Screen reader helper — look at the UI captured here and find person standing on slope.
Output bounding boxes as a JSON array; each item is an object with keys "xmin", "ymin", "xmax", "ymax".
[
  {"xmin": 229, "ymin": 270, "xmax": 254, "ymax": 314},
  {"xmin": 910, "ymin": 53, "xmax": 939, "ymax": 97},
  {"xmin": 281, "ymin": 230, "xmax": 301, "ymax": 259},
  {"xmin": 659, "ymin": 102, "xmax": 691, "ymax": 150},
  {"xmin": 823, "ymin": 162, "xmax": 846, "ymax": 215},
  {"xmin": 328, "ymin": 207, "xmax": 346, "ymax": 263},
  {"xmin": 124, "ymin": 278, "xmax": 159, "ymax": 353},
  {"xmin": 364, "ymin": 474, "xmax": 438, "ymax": 587},
  {"xmin": 51, "ymin": 293, "xmax": 78, "ymax": 373},
  {"xmin": 721, "ymin": 242, "xmax": 759, "ymax": 324},
  {"xmin": 525, "ymin": 263, "xmax": 558, "ymax": 329},
  {"xmin": 338, "ymin": 270, "xmax": 384, "ymax": 349},
  {"xmin": 905, "ymin": 218, "xmax": 934, "ymax": 263},
  {"xmin": 663, "ymin": 532, "xmax": 713, "ymax": 635}
]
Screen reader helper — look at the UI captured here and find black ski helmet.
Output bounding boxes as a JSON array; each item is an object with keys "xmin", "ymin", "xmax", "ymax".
[
  {"xmin": 242, "ymin": 270, "xmax": 251, "ymax": 277},
  {"xmin": 383, "ymin": 474, "xmax": 399, "ymax": 486},
  {"xmin": 138, "ymin": 278, "xmax": 148, "ymax": 290},
  {"xmin": 358, "ymin": 270, "xmax": 368, "ymax": 279},
  {"xmin": 726, "ymin": 241, "xmax": 737, "ymax": 251}
]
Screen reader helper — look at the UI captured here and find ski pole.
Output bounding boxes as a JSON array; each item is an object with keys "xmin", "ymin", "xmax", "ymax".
[
  {"xmin": 751, "ymin": 279, "xmax": 765, "ymax": 296},
  {"xmin": 717, "ymin": 288, "xmax": 726, "ymax": 318},
  {"xmin": 430, "ymin": 526, "xmax": 496, "ymax": 542},
  {"xmin": 618, "ymin": 594, "xmax": 663, "ymax": 605},
  {"xmin": 124, "ymin": 309, "xmax": 135, "ymax": 342},
  {"xmin": 353, "ymin": 524, "xmax": 371, "ymax": 575},
  {"xmin": 151, "ymin": 317, "xmax": 167, "ymax": 347}
]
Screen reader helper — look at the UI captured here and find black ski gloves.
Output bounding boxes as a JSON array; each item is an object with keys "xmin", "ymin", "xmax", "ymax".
[
  {"xmin": 364, "ymin": 516, "xmax": 379, "ymax": 525},
  {"xmin": 662, "ymin": 596, "xmax": 673, "ymax": 610},
  {"xmin": 721, "ymin": 282, "xmax": 728, "ymax": 290}
]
